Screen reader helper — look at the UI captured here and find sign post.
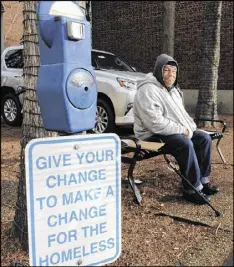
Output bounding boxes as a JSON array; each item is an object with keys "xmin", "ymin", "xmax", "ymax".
[{"xmin": 25, "ymin": 134, "xmax": 121, "ymax": 266}]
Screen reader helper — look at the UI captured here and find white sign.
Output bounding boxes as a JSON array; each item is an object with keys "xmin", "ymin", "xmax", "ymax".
[{"xmin": 25, "ymin": 134, "xmax": 121, "ymax": 266}]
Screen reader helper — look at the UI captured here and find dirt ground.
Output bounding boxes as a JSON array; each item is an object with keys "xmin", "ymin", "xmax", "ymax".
[{"xmin": 1, "ymin": 115, "xmax": 233, "ymax": 266}]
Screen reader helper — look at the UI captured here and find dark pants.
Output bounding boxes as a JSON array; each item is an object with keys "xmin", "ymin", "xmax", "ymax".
[{"xmin": 146, "ymin": 130, "xmax": 212, "ymax": 193}]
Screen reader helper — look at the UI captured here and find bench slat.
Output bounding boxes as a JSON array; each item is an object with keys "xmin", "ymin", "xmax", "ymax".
[{"xmin": 122, "ymin": 139, "xmax": 165, "ymax": 151}]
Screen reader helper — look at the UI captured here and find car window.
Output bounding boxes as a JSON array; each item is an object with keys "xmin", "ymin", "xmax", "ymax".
[
  {"xmin": 91, "ymin": 57, "xmax": 98, "ymax": 69},
  {"xmin": 92, "ymin": 52, "xmax": 133, "ymax": 72},
  {"xmin": 5, "ymin": 49, "xmax": 23, "ymax": 69}
]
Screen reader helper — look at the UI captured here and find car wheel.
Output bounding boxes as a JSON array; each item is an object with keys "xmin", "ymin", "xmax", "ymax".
[
  {"xmin": 2, "ymin": 93, "xmax": 22, "ymax": 126},
  {"xmin": 92, "ymin": 98, "xmax": 116, "ymax": 133}
]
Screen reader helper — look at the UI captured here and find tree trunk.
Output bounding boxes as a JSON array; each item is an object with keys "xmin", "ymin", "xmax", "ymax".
[
  {"xmin": 162, "ymin": 1, "xmax": 175, "ymax": 57},
  {"xmin": 195, "ymin": 1, "xmax": 222, "ymax": 127},
  {"xmin": 1, "ymin": 3, "xmax": 4, "ymax": 54},
  {"xmin": 86, "ymin": 1, "xmax": 92, "ymax": 22},
  {"xmin": 11, "ymin": 1, "xmax": 57, "ymax": 251}
]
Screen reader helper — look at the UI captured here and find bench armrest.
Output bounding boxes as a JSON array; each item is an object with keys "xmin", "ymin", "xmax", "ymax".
[
  {"xmin": 120, "ymin": 136, "xmax": 142, "ymax": 154},
  {"xmin": 195, "ymin": 118, "xmax": 227, "ymax": 133}
]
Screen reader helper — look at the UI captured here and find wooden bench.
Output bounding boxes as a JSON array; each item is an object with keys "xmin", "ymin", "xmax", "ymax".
[{"xmin": 120, "ymin": 119, "xmax": 227, "ymax": 206}]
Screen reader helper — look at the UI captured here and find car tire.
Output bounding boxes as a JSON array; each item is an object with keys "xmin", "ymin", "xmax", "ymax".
[
  {"xmin": 2, "ymin": 93, "xmax": 22, "ymax": 126},
  {"xmin": 90, "ymin": 98, "xmax": 116, "ymax": 134}
]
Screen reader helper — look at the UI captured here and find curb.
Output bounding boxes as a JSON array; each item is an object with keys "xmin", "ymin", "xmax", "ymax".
[{"xmin": 222, "ymin": 250, "xmax": 233, "ymax": 266}]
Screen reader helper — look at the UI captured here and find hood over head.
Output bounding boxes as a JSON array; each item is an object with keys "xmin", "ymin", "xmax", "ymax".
[{"xmin": 153, "ymin": 54, "xmax": 179, "ymax": 88}]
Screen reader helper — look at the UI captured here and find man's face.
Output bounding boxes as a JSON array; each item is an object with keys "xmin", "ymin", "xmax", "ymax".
[{"xmin": 163, "ymin": 64, "xmax": 177, "ymax": 88}]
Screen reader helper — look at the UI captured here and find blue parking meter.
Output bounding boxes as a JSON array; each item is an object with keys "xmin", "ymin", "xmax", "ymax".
[{"xmin": 36, "ymin": 1, "xmax": 97, "ymax": 133}]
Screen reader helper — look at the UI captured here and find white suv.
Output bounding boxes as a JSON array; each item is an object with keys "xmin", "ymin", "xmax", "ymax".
[{"xmin": 1, "ymin": 45, "xmax": 146, "ymax": 133}]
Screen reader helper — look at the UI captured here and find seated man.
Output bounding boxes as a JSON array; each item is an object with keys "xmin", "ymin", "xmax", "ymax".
[{"xmin": 133, "ymin": 53, "xmax": 219, "ymax": 205}]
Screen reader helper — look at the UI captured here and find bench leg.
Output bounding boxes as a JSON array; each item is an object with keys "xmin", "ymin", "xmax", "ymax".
[
  {"xmin": 216, "ymin": 138, "xmax": 226, "ymax": 163},
  {"xmin": 128, "ymin": 162, "xmax": 142, "ymax": 204}
]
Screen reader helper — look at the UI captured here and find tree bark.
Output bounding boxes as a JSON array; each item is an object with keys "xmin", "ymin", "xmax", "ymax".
[
  {"xmin": 162, "ymin": 1, "xmax": 175, "ymax": 57},
  {"xmin": 195, "ymin": 1, "xmax": 222, "ymax": 127},
  {"xmin": 11, "ymin": 1, "xmax": 57, "ymax": 251}
]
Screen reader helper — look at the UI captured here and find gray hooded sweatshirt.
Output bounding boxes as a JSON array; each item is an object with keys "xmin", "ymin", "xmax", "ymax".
[{"xmin": 133, "ymin": 54, "xmax": 196, "ymax": 140}]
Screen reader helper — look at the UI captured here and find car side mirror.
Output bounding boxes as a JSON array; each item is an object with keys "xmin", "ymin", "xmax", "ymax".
[{"xmin": 132, "ymin": 67, "xmax": 137, "ymax": 72}]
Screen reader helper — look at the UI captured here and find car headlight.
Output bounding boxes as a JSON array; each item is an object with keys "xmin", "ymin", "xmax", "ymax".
[{"xmin": 117, "ymin": 78, "xmax": 137, "ymax": 91}]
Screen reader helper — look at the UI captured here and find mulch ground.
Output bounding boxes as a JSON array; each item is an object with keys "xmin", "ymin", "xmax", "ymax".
[{"xmin": 1, "ymin": 115, "xmax": 233, "ymax": 266}]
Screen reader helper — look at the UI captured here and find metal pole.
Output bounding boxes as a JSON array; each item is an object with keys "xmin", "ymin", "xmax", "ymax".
[{"xmin": 164, "ymin": 154, "xmax": 223, "ymax": 217}]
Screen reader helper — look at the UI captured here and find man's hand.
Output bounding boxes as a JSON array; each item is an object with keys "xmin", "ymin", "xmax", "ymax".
[{"xmin": 184, "ymin": 127, "xmax": 189, "ymax": 137}]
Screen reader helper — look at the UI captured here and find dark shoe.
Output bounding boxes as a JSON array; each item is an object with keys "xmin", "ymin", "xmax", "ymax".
[
  {"xmin": 183, "ymin": 191, "xmax": 211, "ymax": 205},
  {"xmin": 202, "ymin": 183, "xmax": 220, "ymax": 195}
]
